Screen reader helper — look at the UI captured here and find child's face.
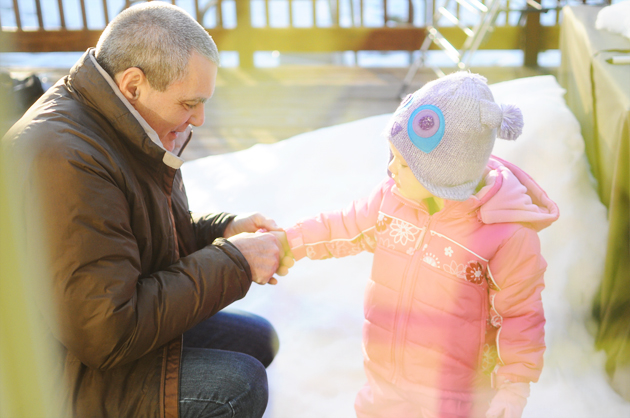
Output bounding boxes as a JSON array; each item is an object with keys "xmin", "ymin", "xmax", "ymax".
[{"xmin": 388, "ymin": 143, "xmax": 434, "ymax": 203}]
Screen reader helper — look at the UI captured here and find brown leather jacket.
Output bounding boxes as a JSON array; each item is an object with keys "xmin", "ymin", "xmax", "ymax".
[{"xmin": 3, "ymin": 49, "xmax": 252, "ymax": 417}]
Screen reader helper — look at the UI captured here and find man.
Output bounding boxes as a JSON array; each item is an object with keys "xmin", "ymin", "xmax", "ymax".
[{"xmin": 2, "ymin": 3, "xmax": 291, "ymax": 417}]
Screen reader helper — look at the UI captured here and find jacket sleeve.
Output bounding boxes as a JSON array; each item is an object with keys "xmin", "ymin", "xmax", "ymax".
[
  {"xmin": 193, "ymin": 212, "xmax": 236, "ymax": 248},
  {"xmin": 26, "ymin": 145, "xmax": 251, "ymax": 371},
  {"xmin": 286, "ymin": 180, "xmax": 388, "ymax": 260},
  {"xmin": 487, "ymin": 226, "xmax": 547, "ymax": 386},
  {"xmin": 172, "ymin": 171, "xmax": 235, "ymax": 249}
]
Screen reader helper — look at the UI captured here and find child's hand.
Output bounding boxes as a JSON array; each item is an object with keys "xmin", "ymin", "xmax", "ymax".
[
  {"xmin": 255, "ymin": 229, "xmax": 294, "ymax": 280},
  {"xmin": 276, "ymin": 254, "xmax": 295, "ymax": 277},
  {"xmin": 266, "ymin": 230, "xmax": 294, "ymax": 277},
  {"xmin": 486, "ymin": 382, "xmax": 530, "ymax": 418}
]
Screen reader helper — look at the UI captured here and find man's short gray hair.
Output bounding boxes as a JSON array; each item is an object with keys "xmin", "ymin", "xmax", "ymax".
[{"xmin": 95, "ymin": 2, "xmax": 220, "ymax": 91}]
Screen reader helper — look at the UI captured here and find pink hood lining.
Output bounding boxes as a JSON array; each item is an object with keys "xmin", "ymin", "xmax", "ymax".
[{"xmin": 473, "ymin": 156, "xmax": 559, "ymax": 231}]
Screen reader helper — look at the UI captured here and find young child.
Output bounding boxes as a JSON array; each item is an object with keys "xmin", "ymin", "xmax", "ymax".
[{"xmin": 283, "ymin": 72, "xmax": 559, "ymax": 418}]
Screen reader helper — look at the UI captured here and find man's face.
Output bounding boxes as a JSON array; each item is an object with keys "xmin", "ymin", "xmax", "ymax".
[{"xmin": 133, "ymin": 51, "xmax": 218, "ymax": 152}]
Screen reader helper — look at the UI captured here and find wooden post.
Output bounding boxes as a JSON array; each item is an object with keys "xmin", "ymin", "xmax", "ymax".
[
  {"xmin": 102, "ymin": 0, "xmax": 109, "ymax": 25},
  {"xmin": 359, "ymin": 0, "xmax": 363, "ymax": 27},
  {"xmin": 523, "ymin": 0, "xmax": 541, "ymax": 67},
  {"xmin": 11, "ymin": 0, "xmax": 21, "ymax": 31},
  {"xmin": 34, "ymin": 0, "xmax": 44, "ymax": 30},
  {"xmin": 79, "ymin": 0, "xmax": 88, "ymax": 30},
  {"xmin": 235, "ymin": 0, "xmax": 254, "ymax": 68},
  {"xmin": 288, "ymin": 0, "xmax": 293, "ymax": 26},
  {"xmin": 194, "ymin": 0, "xmax": 201, "ymax": 24},
  {"xmin": 265, "ymin": 0, "xmax": 271, "ymax": 27},
  {"xmin": 217, "ymin": 0, "xmax": 223, "ymax": 28},
  {"xmin": 384, "ymin": 0, "xmax": 388, "ymax": 24}
]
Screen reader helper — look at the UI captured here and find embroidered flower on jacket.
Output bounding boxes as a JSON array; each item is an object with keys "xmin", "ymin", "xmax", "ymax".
[
  {"xmin": 376, "ymin": 213, "xmax": 393, "ymax": 233},
  {"xmin": 443, "ymin": 260, "xmax": 465, "ymax": 277},
  {"xmin": 490, "ymin": 313, "xmax": 503, "ymax": 328},
  {"xmin": 327, "ymin": 240, "xmax": 362, "ymax": 257},
  {"xmin": 489, "ymin": 298, "xmax": 503, "ymax": 328},
  {"xmin": 481, "ymin": 344, "xmax": 498, "ymax": 375},
  {"xmin": 463, "ymin": 261, "xmax": 485, "ymax": 284},
  {"xmin": 422, "ymin": 252, "xmax": 440, "ymax": 267},
  {"xmin": 363, "ymin": 233, "xmax": 377, "ymax": 250},
  {"xmin": 486, "ymin": 273, "xmax": 500, "ymax": 291},
  {"xmin": 389, "ymin": 219, "xmax": 420, "ymax": 245},
  {"xmin": 486, "ymin": 276, "xmax": 499, "ymax": 290},
  {"xmin": 444, "ymin": 246, "xmax": 453, "ymax": 257},
  {"xmin": 306, "ymin": 246, "xmax": 317, "ymax": 259},
  {"xmin": 306, "ymin": 245, "xmax": 332, "ymax": 260},
  {"xmin": 378, "ymin": 238, "xmax": 396, "ymax": 250}
]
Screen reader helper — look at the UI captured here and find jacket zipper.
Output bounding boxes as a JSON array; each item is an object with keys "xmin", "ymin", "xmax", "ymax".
[
  {"xmin": 166, "ymin": 198, "xmax": 179, "ymax": 263},
  {"xmin": 478, "ymin": 288, "xmax": 489, "ymax": 367},
  {"xmin": 391, "ymin": 214, "xmax": 432, "ymax": 384},
  {"xmin": 162, "ymin": 171, "xmax": 180, "ymax": 264}
]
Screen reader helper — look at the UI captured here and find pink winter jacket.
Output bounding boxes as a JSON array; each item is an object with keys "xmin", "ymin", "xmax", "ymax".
[{"xmin": 286, "ymin": 156, "xmax": 559, "ymax": 400}]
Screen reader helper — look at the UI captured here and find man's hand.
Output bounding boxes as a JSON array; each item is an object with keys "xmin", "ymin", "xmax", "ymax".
[
  {"xmin": 224, "ymin": 213, "xmax": 281, "ymax": 238},
  {"xmin": 227, "ymin": 230, "xmax": 284, "ymax": 285},
  {"xmin": 225, "ymin": 214, "xmax": 294, "ymax": 281}
]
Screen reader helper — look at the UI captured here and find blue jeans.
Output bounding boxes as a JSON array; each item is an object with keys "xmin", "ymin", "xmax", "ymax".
[{"xmin": 179, "ymin": 309, "xmax": 279, "ymax": 418}]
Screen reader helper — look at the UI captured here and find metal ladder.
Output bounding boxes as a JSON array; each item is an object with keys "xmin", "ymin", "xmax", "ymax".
[{"xmin": 398, "ymin": 0, "xmax": 502, "ymax": 97}]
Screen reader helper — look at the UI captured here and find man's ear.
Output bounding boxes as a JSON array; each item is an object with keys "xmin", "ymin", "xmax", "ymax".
[{"xmin": 114, "ymin": 67, "xmax": 146, "ymax": 104}]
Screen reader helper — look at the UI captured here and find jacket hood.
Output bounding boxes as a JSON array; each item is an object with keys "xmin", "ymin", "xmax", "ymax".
[{"xmin": 471, "ymin": 155, "xmax": 559, "ymax": 231}]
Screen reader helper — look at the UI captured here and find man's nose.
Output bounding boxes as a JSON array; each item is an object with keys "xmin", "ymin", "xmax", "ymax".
[{"xmin": 189, "ymin": 104, "xmax": 205, "ymax": 127}]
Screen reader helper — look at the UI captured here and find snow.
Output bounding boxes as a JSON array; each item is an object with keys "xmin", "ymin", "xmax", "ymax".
[{"xmin": 181, "ymin": 75, "xmax": 630, "ymax": 418}]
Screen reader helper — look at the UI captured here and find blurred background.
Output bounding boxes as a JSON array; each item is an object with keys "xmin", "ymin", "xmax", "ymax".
[{"xmin": 0, "ymin": 0, "xmax": 606, "ymax": 159}]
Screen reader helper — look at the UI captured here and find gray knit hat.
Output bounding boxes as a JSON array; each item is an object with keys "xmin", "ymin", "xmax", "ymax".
[{"xmin": 387, "ymin": 71, "xmax": 524, "ymax": 201}]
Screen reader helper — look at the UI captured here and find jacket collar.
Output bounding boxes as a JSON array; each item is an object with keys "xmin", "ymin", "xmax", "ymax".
[
  {"xmin": 67, "ymin": 49, "xmax": 184, "ymax": 169},
  {"xmin": 389, "ymin": 155, "xmax": 559, "ymax": 231}
]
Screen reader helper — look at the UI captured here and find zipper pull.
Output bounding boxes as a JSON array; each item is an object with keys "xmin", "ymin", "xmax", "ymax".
[{"xmin": 413, "ymin": 216, "xmax": 432, "ymax": 251}]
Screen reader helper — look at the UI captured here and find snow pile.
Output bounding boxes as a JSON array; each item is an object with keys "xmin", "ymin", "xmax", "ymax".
[
  {"xmin": 182, "ymin": 75, "xmax": 630, "ymax": 417},
  {"xmin": 595, "ymin": 0, "xmax": 630, "ymax": 40}
]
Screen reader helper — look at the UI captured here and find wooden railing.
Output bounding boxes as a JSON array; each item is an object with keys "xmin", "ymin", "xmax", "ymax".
[{"xmin": 0, "ymin": 0, "xmax": 564, "ymax": 67}]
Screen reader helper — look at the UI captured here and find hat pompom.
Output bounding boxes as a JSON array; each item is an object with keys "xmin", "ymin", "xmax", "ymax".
[{"xmin": 498, "ymin": 104, "xmax": 523, "ymax": 141}]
